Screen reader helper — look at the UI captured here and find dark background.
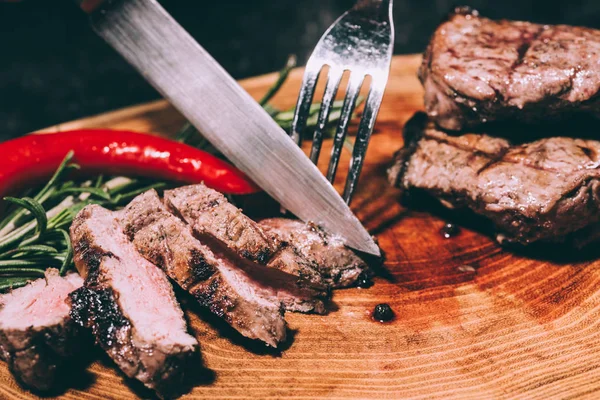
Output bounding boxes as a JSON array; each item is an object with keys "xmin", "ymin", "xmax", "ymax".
[{"xmin": 1, "ymin": 0, "xmax": 599, "ymax": 141}]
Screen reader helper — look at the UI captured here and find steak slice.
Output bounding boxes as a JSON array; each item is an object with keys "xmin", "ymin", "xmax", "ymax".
[
  {"xmin": 259, "ymin": 218, "xmax": 371, "ymax": 288},
  {"xmin": 165, "ymin": 184, "xmax": 367, "ymax": 288},
  {"xmin": 69, "ymin": 205, "xmax": 198, "ymax": 397},
  {"xmin": 164, "ymin": 184, "xmax": 277, "ymax": 264},
  {"xmin": 0, "ymin": 269, "xmax": 84, "ymax": 392},
  {"xmin": 420, "ymin": 7, "xmax": 600, "ymax": 131},
  {"xmin": 119, "ymin": 190, "xmax": 292, "ymax": 347},
  {"xmin": 388, "ymin": 113, "xmax": 600, "ymax": 246},
  {"xmin": 141, "ymin": 189, "xmax": 325, "ymax": 314}
]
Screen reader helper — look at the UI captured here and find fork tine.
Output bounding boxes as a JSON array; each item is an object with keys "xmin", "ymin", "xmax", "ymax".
[
  {"xmin": 342, "ymin": 84, "xmax": 385, "ymax": 203},
  {"xmin": 309, "ymin": 67, "xmax": 344, "ymax": 164},
  {"xmin": 290, "ymin": 64, "xmax": 321, "ymax": 146},
  {"xmin": 326, "ymin": 73, "xmax": 365, "ymax": 183}
]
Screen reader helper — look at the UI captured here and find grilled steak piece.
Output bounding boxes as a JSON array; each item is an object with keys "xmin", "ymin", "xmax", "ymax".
[
  {"xmin": 119, "ymin": 190, "xmax": 324, "ymax": 347},
  {"xmin": 259, "ymin": 218, "xmax": 371, "ymax": 288},
  {"xmin": 420, "ymin": 7, "xmax": 600, "ymax": 131},
  {"xmin": 69, "ymin": 205, "xmax": 198, "ymax": 397},
  {"xmin": 123, "ymin": 190, "xmax": 325, "ymax": 315},
  {"xmin": 0, "ymin": 269, "xmax": 84, "ymax": 392},
  {"xmin": 165, "ymin": 184, "xmax": 368, "ymax": 288},
  {"xmin": 388, "ymin": 113, "xmax": 600, "ymax": 246},
  {"xmin": 164, "ymin": 184, "xmax": 277, "ymax": 264}
]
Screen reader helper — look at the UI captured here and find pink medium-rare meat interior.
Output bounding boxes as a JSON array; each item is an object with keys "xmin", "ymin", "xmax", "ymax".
[
  {"xmin": 73, "ymin": 205, "xmax": 196, "ymax": 348},
  {"xmin": 0, "ymin": 269, "xmax": 83, "ymax": 331}
]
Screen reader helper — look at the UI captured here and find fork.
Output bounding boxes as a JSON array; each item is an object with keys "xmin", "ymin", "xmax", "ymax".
[{"xmin": 290, "ymin": 0, "xmax": 394, "ymax": 204}]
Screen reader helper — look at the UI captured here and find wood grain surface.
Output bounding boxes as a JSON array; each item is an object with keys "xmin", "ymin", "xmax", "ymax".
[{"xmin": 3, "ymin": 54, "xmax": 600, "ymax": 399}]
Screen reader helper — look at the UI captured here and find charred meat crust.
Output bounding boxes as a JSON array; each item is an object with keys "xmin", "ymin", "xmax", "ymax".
[
  {"xmin": 69, "ymin": 206, "xmax": 198, "ymax": 397},
  {"xmin": 389, "ymin": 114, "xmax": 600, "ymax": 246},
  {"xmin": 69, "ymin": 286, "xmax": 196, "ymax": 396},
  {"xmin": 69, "ymin": 233, "xmax": 131, "ymax": 350},
  {"xmin": 420, "ymin": 9, "xmax": 600, "ymax": 131},
  {"xmin": 189, "ymin": 248, "xmax": 216, "ymax": 282},
  {"xmin": 69, "ymin": 286, "xmax": 129, "ymax": 349}
]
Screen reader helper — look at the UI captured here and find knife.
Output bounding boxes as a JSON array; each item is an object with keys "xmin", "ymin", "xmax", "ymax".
[{"xmin": 76, "ymin": 0, "xmax": 380, "ymax": 256}]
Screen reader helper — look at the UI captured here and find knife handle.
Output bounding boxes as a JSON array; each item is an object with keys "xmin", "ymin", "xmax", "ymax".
[{"xmin": 77, "ymin": 0, "xmax": 107, "ymax": 13}]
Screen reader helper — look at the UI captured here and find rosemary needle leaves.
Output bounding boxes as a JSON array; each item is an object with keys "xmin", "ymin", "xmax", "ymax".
[{"xmin": 0, "ymin": 152, "xmax": 169, "ymax": 291}]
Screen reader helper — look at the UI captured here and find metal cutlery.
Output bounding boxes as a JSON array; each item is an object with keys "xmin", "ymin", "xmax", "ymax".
[
  {"xmin": 76, "ymin": 0, "xmax": 380, "ymax": 256},
  {"xmin": 291, "ymin": 0, "xmax": 395, "ymax": 204}
]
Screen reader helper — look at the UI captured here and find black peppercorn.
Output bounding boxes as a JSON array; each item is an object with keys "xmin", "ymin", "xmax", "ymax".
[
  {"xmin": 373, "ymin": 303, "xmax": 394, "ymax": 322},
  {"xmin": 440, "ymin": 223, "xmax": 460, "ymax": 239},
  {"xmin": 356, "ymin": 272, "xmax": 373, "ymax": 288}
]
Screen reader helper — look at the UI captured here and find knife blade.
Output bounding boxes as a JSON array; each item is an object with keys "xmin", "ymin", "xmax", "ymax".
[{"xmin": 81, "ymin": 0, "xmax": 379, "ymax": 256}]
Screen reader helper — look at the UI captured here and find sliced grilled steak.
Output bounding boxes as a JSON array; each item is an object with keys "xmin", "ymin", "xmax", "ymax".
[
  {"xmin": 164, "ymin": 184, "xmax": 277, "ymax": 264},
  {"xmin": 160, "ymin": 188, "xmax": 326, "ymax": 314},
  {"xmin": 165, "ymin": 184, "xmax": 368, "ymax": 288},
  {"xmin": 119, "ymin": 190, "xmax": 305, "ymax": 347},
  {"xmin": 420, "ymin": 7, "xmax": 600, "ymax": 131},
  {"xmin": 259, "ymin": 218, "xmax": 371, "ymax": 288},
  {"xmin": 388, "ymin": 113, "xmax": 600, "ymax": 246},
  {"xmin": 0, "ymin": 269, "xmax": 84, "ymax": 392},
  {"xmin": 69, "ymin": 205, "xmax": 198, "ymax": 397}
]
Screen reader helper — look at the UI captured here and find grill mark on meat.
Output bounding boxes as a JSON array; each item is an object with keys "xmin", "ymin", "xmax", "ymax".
[
  {"xmin": 504, "ymin": 26, "xmax": 545, "ymax": 104},
  {"xmin": 389, "ymin": 114, "xmax": 600, "ymax": 246},
  {"xmin": 69, "ymin": 287, "xmax": 130, "ymax": 349},
  {"xmin": 72, "ymin": 235, "xmax": 117, "ymax": 283},
  {"xmin": 512, "ymin": 27, "xmax": 544, "ymax": 70},
  {"xmin": 427, "ymin": 135, "xmax": 503, "ymax": 159},
  {"xmin": 500, "ymin": 155, "xmax": 564, "ymax": 173},
  {"xmin": 476, "ymin": 153, "xmax": 508, "ymax": 175},
  {"xmin": 421, "ymin": 128, "xmax": 567, "ymax": 175},
  {"xmin": 190, "ymin": 277, "xmax": 231, "ymax": 320},
  {"xmin": 191, "ymin": 278, "xmax": 220, "ymax": 315},
  {"xmin": 189, "ymin": 249, "xmax": 215, "ymax": 281},
  {"xmin": 578, "ymin": 145, "xmax": 596, "ymax": 161}
]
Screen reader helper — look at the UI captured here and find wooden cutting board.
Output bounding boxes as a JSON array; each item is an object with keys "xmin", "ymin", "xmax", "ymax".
[{"xmin": 3, "ymin": 54, "xmax": 600, "ymax": 399}]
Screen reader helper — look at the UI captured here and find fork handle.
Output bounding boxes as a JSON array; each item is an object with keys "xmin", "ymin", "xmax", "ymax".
[{"xmin": 353, "ymin": 0, "xmax": 392, "ymax": 18}]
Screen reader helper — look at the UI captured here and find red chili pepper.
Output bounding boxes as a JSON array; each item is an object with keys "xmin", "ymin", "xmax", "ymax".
[{"xmin": 0, "ymin": 129, "xmax": 261, "ymax": 198}]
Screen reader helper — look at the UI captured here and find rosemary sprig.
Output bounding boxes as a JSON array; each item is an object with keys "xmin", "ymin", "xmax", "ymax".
[
  {"xmin": 259, "ymin": 55, "xmax": 297, "ymax": 106},
  {"xmin": 0, "ymin": 154, "xmax": 172, "ymax": 292},
  {"xmin": 0, "ymin": 152, "xmax": 77, "ymax": 235}
]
